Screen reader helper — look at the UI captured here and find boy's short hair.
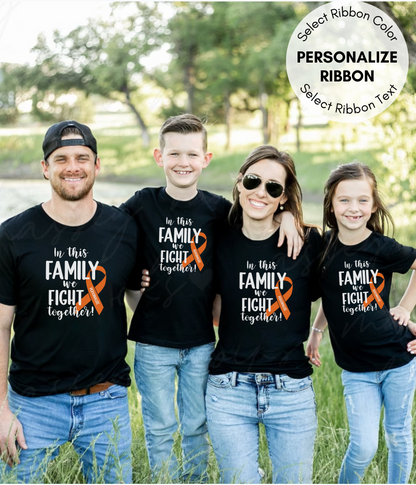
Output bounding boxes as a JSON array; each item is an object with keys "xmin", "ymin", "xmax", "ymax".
[{"xmin": 159, "ymin": 114, "xmax": 207, "ymax": 153}]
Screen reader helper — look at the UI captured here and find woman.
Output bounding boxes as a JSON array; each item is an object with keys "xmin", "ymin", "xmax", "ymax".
[{"xmin": 206, "ymin": 146, "xmax": 320, "ymax": 484}]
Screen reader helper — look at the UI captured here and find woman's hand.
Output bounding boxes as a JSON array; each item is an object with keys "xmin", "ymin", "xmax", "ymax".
[
  {"xmin": 306, "ymin": 330, "xmax": 323, "ymax": 367},
  {"xmin": 390, "ymin": 305, "xmax": 411, "ymax": 326}
]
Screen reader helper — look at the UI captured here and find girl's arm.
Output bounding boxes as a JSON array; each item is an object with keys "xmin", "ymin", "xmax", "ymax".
[
  {"xmin": 306, "ymin": 302, "xmax": 327, "ymax": 367},
  {"xmin": 406, "ymin": 321, "xmax": 416, "ymax": 354},
  {"xmin": 390, "ymin": 259, "xmax": 416, "ymax": 326}
]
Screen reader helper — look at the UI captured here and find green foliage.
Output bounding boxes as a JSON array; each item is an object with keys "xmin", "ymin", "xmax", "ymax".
[{"xmin": 373, "ymin": 90, "xmax": 416, "ymax": 214}]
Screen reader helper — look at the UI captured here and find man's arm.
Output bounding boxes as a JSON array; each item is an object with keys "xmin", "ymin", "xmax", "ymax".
[{"xmin": 0, "ymin": 303, "xmax": 27, "ymax": 465}]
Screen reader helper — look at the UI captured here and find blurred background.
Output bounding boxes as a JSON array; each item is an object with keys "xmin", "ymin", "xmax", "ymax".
[
  {"xmin": 1, "ymin": 1, "xmax": 415, "ymax": 229},
  {"xmin": 2, "ymin": 2, "xmax": 416, "ymax": 483}
]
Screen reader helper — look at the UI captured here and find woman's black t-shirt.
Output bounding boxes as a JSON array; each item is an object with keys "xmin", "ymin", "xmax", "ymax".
[{"xmin": 209, "ymin": 225, "xmax": 321, "ymax": 377}]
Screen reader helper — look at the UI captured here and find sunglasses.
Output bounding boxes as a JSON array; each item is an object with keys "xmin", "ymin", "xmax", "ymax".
[{"xmin": 240, "ymin": 174, "xmax": 284, "ymax": 198}]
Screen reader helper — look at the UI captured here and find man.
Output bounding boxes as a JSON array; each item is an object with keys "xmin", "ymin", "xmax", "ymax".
[{"xmin": 0, "ymin": 121, "xmax": 141, "ymax": 483}]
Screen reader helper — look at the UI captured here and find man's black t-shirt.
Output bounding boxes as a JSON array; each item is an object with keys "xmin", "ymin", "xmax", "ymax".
[
  {"xmin": 121, "ymin": 188, "xmax": 231, "ymax": 348},
  {"xmin": 321, "ymin": 231, "xmax": 416, "ymax": 372},
  {"xmin": 0, "ymin": 203, "xmax": 140, "ymax": 397},
  {"xmin": 209, "ymin": 225, "xmax": 321, "ymax": 377}
]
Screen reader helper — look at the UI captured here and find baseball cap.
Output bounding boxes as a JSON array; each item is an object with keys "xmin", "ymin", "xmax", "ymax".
[{"xmin": 42, "ymin": 120, "xmax": 98, "ymax": 160}]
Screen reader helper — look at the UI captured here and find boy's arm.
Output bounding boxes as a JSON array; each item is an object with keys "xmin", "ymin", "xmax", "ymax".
[
  {"xmin": 306, "ymin": 302, "xmax": 327, "ymax": 367},
  {"xmin": 125, "ymin": 289, "xmax": 143, "ymax": 312},
  {"xmin": 0, "ymin": 303, "xmax": 27, "ymax": 466},
  {"xmin": 275, "ymin": 211, "xmax": 304, "ymax": 260},
  {"xmin": 390, "ymin": 260, "xmax": 416, "ymax": 326},
  {"xmin": 213, "ymin": 295, "xmax": 221, "ymax": 327}
]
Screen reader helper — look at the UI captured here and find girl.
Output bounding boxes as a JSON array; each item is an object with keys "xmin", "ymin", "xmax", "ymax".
[
  {"xmin": 206, "ymin": 146, "xmax": 321, "ymax": 484},
  {"xmin": 307, "ymin": 162, "xmax": 416, "ymax": 484}
]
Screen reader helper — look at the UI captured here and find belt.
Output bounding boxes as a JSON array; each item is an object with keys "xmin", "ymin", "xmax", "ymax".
[{"xmin": 69, "ymin": 381, "xmax": 114, "ymax": 396}]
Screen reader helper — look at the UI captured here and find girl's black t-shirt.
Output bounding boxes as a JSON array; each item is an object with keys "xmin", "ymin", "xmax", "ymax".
[
  {"xmin": 209, "ymin": 225, "xmax": 321, "ymax": 377},
  {"xmin": 321, "ymin": 231, "xmax": 416, "ymax": 372}
]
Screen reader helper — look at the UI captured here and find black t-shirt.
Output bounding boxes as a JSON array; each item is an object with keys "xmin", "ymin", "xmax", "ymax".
[
  {"xmin": 120, "ymin": 187, "xmax": 231, "ymax": 348},
  {"xmin": 0, "ymin": 203, "xmax": 140, "ymax": 397},
  {"xmin": 209, "ymin": 225, "xmax": 321, "ymax": 377},
  {"xmin": 321, "ymin": 231, "xmax": 416, "ymax": 372}
]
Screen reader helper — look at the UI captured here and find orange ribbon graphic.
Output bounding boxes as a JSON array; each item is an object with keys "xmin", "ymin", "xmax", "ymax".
[
  {"xmin": 76, "ymin": 266, "xmax": 107, "ymax": 315},
  {"xmin": 363, "ymin": 273, "xmax": 385, "ymax": 309},
  {"xmin": 265, "ymin": 277, "xmax": 293, "ymax": 320},
  {"xmin": 182, "ymin": 233, "xmax": 207, "ymax": 271}
]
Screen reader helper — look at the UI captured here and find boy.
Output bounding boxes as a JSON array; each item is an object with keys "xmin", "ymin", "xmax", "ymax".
[
  {"xmin": 122, "ymin": 114, "xmax": 300, "ymax": 481},
  {"xmin": 121, "ymin": 114, "xmax": 227, "ymax": 481}
]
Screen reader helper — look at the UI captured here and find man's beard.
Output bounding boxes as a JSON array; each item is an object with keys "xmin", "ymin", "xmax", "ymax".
[{"xmin": 50, "ymin": 175, "xmax": 95, "ymax": 201}]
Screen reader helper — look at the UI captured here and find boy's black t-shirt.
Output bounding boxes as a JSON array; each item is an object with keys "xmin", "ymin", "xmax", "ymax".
[
  {"xmin": 0, "ymin": 203, "xmax": 141, "ymax": 397},
  {"xmin": 121, "ymin": 187, "xmax": 231, "ymax": 348},
  {"xmin": 321, "ymin": 231, "xmax": 416, "ymax": 372},
  {"xmin": 209, "ymin": 225, "xmax": 321, "ymax": 377}
]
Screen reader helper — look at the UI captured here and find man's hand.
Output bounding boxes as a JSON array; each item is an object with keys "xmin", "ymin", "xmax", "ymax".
[
  {"xmin": 141, "ymin": 269, "xmax": 150, "ymax": 293},
  {"xmin": 0, "ymin": 406, "xmax": 27, "ymax": 466}
]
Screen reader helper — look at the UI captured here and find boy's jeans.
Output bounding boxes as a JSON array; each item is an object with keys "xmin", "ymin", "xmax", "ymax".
[
  {"xmin": 5, "ymin": 384, "xmax": 132, "ymax": 484},
  {"xmin": 134, "ymin": 341, "xmax": 214, "ymax": 481},
  {"xmin": 339, "ymin": 358, "xmax": 416, "ymax": 484},
  {"xmin": 206, "ymin": 372, "xmax": 317, "ymax": 484}
]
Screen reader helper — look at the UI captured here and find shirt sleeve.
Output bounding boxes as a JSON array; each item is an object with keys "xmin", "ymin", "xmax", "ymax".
[
  {"xmin": 380, "ymin": 236, "xmax": 416, "ymax": 274},
  {"xmin": 0, "ymin": 225, "xmax": 18, "ymax": 305},
  {"xmin": 119, "ymin": 190, "xmax": 143, "ymax": 220}
]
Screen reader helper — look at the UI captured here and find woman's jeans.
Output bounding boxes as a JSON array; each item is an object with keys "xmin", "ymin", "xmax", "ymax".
[
  {"xmin": 339, "ymin": 358, "xmax": 416, "ymax": 484},
  {"xmin": 5, "ymin": 384, "xmax": 132, "ymax": 484},
  {"xmin": 206, "ymin": 372, "xmax": 317, "ymax": 484},
  {"xmin": 134, "ymin": 341, "xmax": 214, "ymax": 482}
]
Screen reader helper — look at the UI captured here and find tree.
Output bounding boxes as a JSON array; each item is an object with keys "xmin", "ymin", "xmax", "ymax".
[{"xmin": 29, "ymin": 3, "xmax": 164, "ymax": 147}]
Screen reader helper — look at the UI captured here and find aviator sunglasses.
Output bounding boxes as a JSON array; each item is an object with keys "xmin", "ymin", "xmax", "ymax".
[{"xmin": 240, "ymin": 174, "xmax": 284, "ymax": 198}]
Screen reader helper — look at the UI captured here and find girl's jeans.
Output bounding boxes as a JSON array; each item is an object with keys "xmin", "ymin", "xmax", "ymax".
[{"xmin": 339, "ymin": 358, "xmax": 416, "ymax": 484}]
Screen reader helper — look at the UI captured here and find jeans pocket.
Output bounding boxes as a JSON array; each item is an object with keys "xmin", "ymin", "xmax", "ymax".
[
  {"xmin": 104, "ymin": 384, "xmax": 128, "ymax": 399},
  {"xmin": 282, "ymin": 375, "xmax": 313, "ymax": 392},
  {"xmin": 207, "ymin": 373, "xmax": 232, "ymax": 389}
]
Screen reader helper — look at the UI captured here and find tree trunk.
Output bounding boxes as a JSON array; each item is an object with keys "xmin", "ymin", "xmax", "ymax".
[
  {"xmin": 224, "ymin": 90, "xmax": 231, "ymax": 151},
  {"xmin": 259, "ymin": 89, "xmax": 269, "ymax": 144},
  {"xmin": 123, "ymin": 88, "xmax": 149, "ymax": 148},
  {"xmin": 296, "ymin": 99, "xmax": 302, "ymax": 152},
  {"xmin": 184, "ymin": 64, "xmax": 195, "ymax": 114}
]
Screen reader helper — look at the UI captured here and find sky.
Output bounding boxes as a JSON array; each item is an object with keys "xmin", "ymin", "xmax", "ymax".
[{"xmin": 0, "ymin": 0, "xmax": 113, "ymax": 64}]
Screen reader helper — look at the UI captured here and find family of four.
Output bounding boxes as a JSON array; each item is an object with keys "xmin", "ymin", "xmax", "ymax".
[{"xmin": 1, "ymin": 114, "xmax": 416, "ymax": 484}]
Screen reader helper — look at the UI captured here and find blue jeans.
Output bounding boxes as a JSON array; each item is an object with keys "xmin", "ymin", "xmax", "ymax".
[
  {"xmin": 206, "ymin": 372, "xmax": 317, "ymax": 484},
  {"xmin": 134, "ymin": 342, "xmax": 214, "ymax": 481},
  {"xmin": 339, "ymin": 358, "xmax": 416, "ymax": 484},
  {"xmin": 5, "ymin": 384, "xmax": 132, "ymax": 484}
]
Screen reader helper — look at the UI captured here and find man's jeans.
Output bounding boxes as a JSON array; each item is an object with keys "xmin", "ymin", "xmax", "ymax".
[
  {"xmin": 134, "ymin": 341, "xmax": 214, "ymax": 482},
  {"xmin": 206, "ymin": 372, "xmax": 317, "ymax": 484},
  {"xmin": 339, "ymin": 358, "xmax": 416, "ymax": 484},
  {"xmin": 5, "ymin": 384, "xmax": 132, "ymax": 484}
]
